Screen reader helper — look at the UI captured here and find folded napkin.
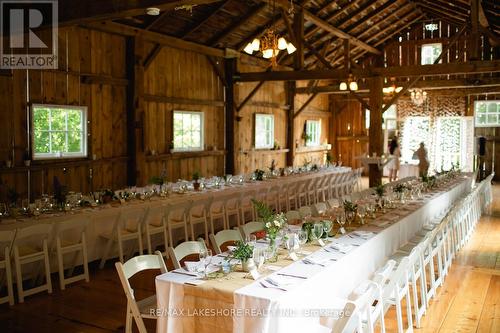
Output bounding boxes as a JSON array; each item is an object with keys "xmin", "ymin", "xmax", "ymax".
[
  {"xmin": 184, "ymin": 261, "xmax": 201, "ymax": 272},
  {"xmin": 352, "ymin": 231, "xmax": 374, "ymax": 239},
  {"xmin": 329, "ymin": 243, "xmax": 354, "ymax": 253},
  {"xmin": 265, "ymin": 275, "xmax": 297, "ymax": 287},
  {"xmin": 303, "ymin": 256, "xmax": 331, "ymax": 266}
]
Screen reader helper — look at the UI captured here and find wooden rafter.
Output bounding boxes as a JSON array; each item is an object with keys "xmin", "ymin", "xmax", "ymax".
[
  {"xmin": 209, "ymin": 2, "xmax": 267, "ymax": 46},
  {"xmin": 293, "ymin": 93, "xmax": 318, "ymax": 118},
  {"xmin": 236, "ymin": 59, "xmax": 500, "ymax": 82},
  {"xmin": 143, "ymin": 44, "xmax": 163, "ymax": 69},
  {"xmin": 59, "ymin": 0, "xmax": 224, "ymax": 26},
  {"xmin": 303, "ymin": 9, "xmax": 382, "ymax": 55},
  {"xmin": 303, "ymin": 0, "xmax": 359, "ymax": 39},
  {"xmin": 180, "ymin": 0, "xmax": 230, "ymax": 38},
  {"xmin": 235, "ymin": 14, "xmax": 283, "ymax": 51}
]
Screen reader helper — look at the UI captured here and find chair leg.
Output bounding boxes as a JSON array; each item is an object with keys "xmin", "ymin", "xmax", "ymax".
[
  {"xmin": 125, "ymin": 302, "xmax": 133, "ymax": 333},
  {"xmin": 99, "ymin": 238, "xmax": 114, "ymax": 269},
  {"xmin": 14, "ymin": 248, "xmax": 25, "ymax": 303},
  {"xmin": 82, "ymin": 236, "xmax": 90, "ymax": 283},
  {"xmin": 146, "ymin": 225, "xmax": 153, "ymax": 254},
  {"xmin": 395, "ymin": 300, "xmax": 404, "ymax": 333},
  {"xmin": 405, "ymin": 289, "xmax": 414, "ymax": 332},
  {"xmin": 43, "ymin": 242, "xmax": 52, "ymax": 294},
  {"xmin": 57, "ymin": 241, "xmax": 66, "ymax": 290},
  {"xmin": 5, "ymin": 256, "xmax": 14, "ymax": 306}
]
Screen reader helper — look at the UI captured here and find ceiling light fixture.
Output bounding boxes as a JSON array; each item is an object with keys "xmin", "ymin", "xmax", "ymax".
[{"xmin": 146, "ymin": 7, "xmax": 160, "ymax": 16}]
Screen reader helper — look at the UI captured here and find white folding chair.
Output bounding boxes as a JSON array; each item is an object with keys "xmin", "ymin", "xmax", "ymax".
[
  {"xmin": 299, "ymin": 206, "xmax": 313, "ymax": 219},
  {"xmin": 307, "ymin": 177, "xmax": 319, "ymax": 205},
  {"xmin": 285, "ymin": 210, "xmax": 301, "ymax": 222},
  {"xmin": 225, "ymin": 195, "xmax": 241, "ymax": 229},
  {"xmin": 143, "ymin": 205, "xmax": 168, "ymax": 255},
  {"xmin": 165, "ymin": 202, "xmax": 190, "ymax": 248},
  {"xmin": 348, "ymin": 280, "xmax": 386, "ymax": 333},
  {"xmin": 209, "ymin": 230, "xmax": 243, "ymax": 254},
  {"xmin": 390, "ymin": 243, "xmax": 427, "ymax": 328},
  {"xmin": 240, "ymin": 190, "xmax": 256, "ymax": 223},
  {"xmin": 187, "ymin": 198, "xmax": 210, "ymax": 242},
  {"xmin": 167, "ymin": 240, "xmax": 207, "ymax": 269},
  {"xmin": 286, "ymin": 182, "xmax": 299, "ymax": 211},
  {"xmin": 297, "ymin": 180, "xmax": 309, "ymax": 207},
  {"xmin": 208, "ymin": 196, "xmax": 227, "ymax": 233},
  {"xmin": 100, "ymin": 207, "xmax": 145, "ymax": 268},
  {"xmin": 238, "ymin": 221, "xmax": 265, "ymax": 239},
  {"xmin": 0, "ymin": 230, "xmax": 15, "ymax": 305},
  {"xmin": 55, "ymin": 217, "xmax": 90, "ymax": 290},
  {"xmin": 115, "ymin": 251, "xmax": 167, "ymax": 333},
  {"xmin": 13, "ymin": 224, "xmax": 53, "ymax": 303},
  {"xmin": 266, "ymin": 186, "xmax": 281, "ymax": 213},
  {"xmin": 379, "ymin": 258, "xmax": 413, "ymax": 333}
]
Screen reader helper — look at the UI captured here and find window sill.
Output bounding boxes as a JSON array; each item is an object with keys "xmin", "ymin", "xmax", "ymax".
[
  {"xmin": 240, "ymin": 148, "xmax": 290, "ymax": 154},
  {"xmin": 146, "ymin": 150, "xmax": 226, "ymax": 161},
  {"xmin": 296, "ymin": 146, "xmax": 330, "ymax": 154}
]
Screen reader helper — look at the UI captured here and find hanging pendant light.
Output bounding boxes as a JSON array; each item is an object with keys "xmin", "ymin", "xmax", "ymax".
[
  {"xmin": 278, "ymin": 37, "xmax": 288, "ymax": 50},
  {"xmin": 349, "ymin": 81, "xmax": 358, "ymax": 91},
  {"xmin": 339, "ymin": 82, "xmax": 348, "ymax": 91}
]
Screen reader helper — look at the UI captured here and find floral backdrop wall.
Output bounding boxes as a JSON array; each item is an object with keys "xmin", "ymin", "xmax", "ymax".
[{"xmin": 397, "ymin": 94, "xmax": 473, "ymax": 173}]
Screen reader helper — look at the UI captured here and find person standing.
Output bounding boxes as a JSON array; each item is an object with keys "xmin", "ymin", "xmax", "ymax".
[
  {"xmin": 414, "ymin": 142, "xmax": 429, "ymax": 177},
  {"xmin": 388, "ymin": 137, "xmax": 400, "ymax": 182}
]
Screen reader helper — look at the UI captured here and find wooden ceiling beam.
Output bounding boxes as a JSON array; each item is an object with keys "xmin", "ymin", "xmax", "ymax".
[
  {"xmin": 304, "ymin": 0, "xmax": 400, "ymax": 65},
  {"xmin": 235, "ymin": 59, "xmax": 500, "ymax": 82},
  {"xmin": 235, "ymin": 14, "xmax": 283, "ymax": 51},
  {"xmin": 296, "ymin": 77, "xmax": 500, "ymax": 94},
  {"xmin": 59, "ymin": 0, "xmax": 224, "ymax": 26},
  {"xmin": 303, "ymin": 0, "xmax": 360, "ymax": 39},
  {"xmin": 326, "ymin": 7, "xmax": 418, "ymax": 65},
  {"xmin": 208, "ymin": 2, "xmax": 267, "ymax": 46},
  {"xmin": 306, "ymin": 0, "xmax": 380, "ymax": 49},
  {"xmin": 180, "ymin": 0, "xmax": 230, "ymax": 38},
  {"xmin": 303, "ymin": 9, "xmax": 382, "ymax": 55},
  {"xmin": 84, "ymin": 21, "xmax": 226, "ymax": 58},
  {"xmin": 420, "ymin": 0, "xmax": 469, "ymax": 19}
]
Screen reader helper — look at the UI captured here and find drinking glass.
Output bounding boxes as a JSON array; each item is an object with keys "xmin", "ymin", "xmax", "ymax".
[
  {"xmin": 253, "ymin": 248, "xmax": 265, "ymax": 268},
  {"xmin": 21, "ymin": 199, "xmax": 29, "ymax": 214},
  {"xmin": 313, "ymin": 223, "xmax": 324, "ymax": 243},
  {"xmin": 199, "ymin": 249, "xmax": 213, "ymax": 277},
  {"xmin": 322, "ymin": 220, "xmax": 333, "ymax": 237},
  {"xmin": 285, "ymin": 233, "xmax": 298, "ymax": 252},
  {"xmin": 358, "ymin": 205, "xmax": 366, "ymax": 225},
  {"xmin": 298, "ymin": 230, "xmax": 308, "ymax": 247}
]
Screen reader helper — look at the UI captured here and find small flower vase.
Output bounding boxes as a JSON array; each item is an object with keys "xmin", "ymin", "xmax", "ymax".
[
  {"xmin": 241, "ymin": 258, "xmax": 256, "ymax": 272},
  {"xmin": 397, "ymin": 192, "xmax": 405, "ymax": 204},
  {"xmin": 346, "ymin": 211, "xmax": 356, "ymax": 226},
  {"xmin": 267, "ymin": 237, "xmax": 279, "ymax": 263}
]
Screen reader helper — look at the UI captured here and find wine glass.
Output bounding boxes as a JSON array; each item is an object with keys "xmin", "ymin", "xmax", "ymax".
[
  {"xmin": 298, "ymin": 230, "xmax": 308, "ymax": 248},
  {"xmin": 285, "ymin": 233, "xmax": 298, "ymax": 253},
  {"xmin": 199, "ymin": 249, "xmax": 213, "ymax": 277},
  {"xmin": 313, "ymin": 223, "xmax": 324, "ymax": 244},
  {"xmin": 322, "ymin": 220, "xmax": 333, "ymax": 238},
  {"xmin": 253, "ymin": 248, "xmax": 265, "ymax": 268},
  {"xmin": 358, "ymin": 205, "xmax": 367, "ymax": 225}
]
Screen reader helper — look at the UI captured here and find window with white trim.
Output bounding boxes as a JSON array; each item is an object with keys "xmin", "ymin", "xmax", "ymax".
[
  {"xmin": 255, "ymin": 114, "xmax": 274, "ymax": 149},
  {"xmin": 32, "ymin": 104, "xmax": 88, "ymax": 160},
  {"xmin": 173, "ymin": 111, "xmax": 204, "ymax": 151},
  {"xmin": 474, "ymin": 100, "xmax": 500, "ymax": 127},
  {"xmin": 421, "ymin": 43, "xmax": 442, "ymax": 65},
  {"xmin": 306, "ymin": 120, "xmax": 321, "ymax": 147}
]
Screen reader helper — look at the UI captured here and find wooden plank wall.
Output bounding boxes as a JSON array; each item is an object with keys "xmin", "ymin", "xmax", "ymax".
[
  {"xmin": 141, "ymin": 43, "xmax": 225, "ymax": 183},
  {"xmin": 0, "ymin": 27, "xmax": 128, "ymax": 201},
  {"xmin": 235, "ymin": 62, "xmax": 331, "ymax": 174}
]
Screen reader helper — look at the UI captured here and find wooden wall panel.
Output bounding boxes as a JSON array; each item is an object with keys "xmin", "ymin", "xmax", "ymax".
[{"xmin": 0, "ymin": 27, "xmax": 128, "ymax": 203}]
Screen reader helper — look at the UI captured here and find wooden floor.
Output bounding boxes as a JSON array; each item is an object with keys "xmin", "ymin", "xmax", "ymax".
[{"xmin": 0, "ymin": 183, "xmax": 499, "ymax": 333}]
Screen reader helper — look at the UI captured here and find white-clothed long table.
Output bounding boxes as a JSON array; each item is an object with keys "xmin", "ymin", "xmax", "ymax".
[
  {"xmin": 0, "ymin": 167, "xmax": 351, "ymax": 274},
  {"xmin": 155, "ymin": 176, "xmax": 472, "ymax": 333}
]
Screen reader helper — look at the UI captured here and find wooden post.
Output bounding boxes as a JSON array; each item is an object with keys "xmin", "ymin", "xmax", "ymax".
[
  {"xmin": 224, "ymin": 58, "xmax": 237, "ymax": 175},
  {"xmin": 125, "ymin": 36, "xmax": 145, "ymax": 186},
  {"xmin": 286, "ymin": 8, "xmax": 304, "ymax": 167},
  {"xmin": 368, "ymin": 76, "xmax": 384, "ymax": 187},
  {"xmin": 286, "ymin": 81, "xmax": 296, "ymax": 166},
  {"xmin": 470, "ymin": 0, "xmax": 480, "ymax": 60}
]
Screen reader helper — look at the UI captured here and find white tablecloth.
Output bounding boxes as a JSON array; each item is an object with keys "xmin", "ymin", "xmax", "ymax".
[
  {"xmin": 155, "ymin": 176, "xmax": 472, "ymax": 333},
  {"xmin": 0, "ymin": 167, "xmax": 351, "ymax": 274}
]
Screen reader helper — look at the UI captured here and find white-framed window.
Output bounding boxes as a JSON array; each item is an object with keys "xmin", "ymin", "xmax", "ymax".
[
  {"xmin": 255, "ymin": 114, "xmax": 274, "ymax": 149},
  {"xmin": 306, "ymin": 120, "xmax": 321, "ymax": 147},
  {"xmin": 173, "ymin": 111, "xmax": 204, "ymax": 151},
  {"xmin": 474, "ymin": 100, "xmax": 500, "ymax": 127},
  {"xmin": 421, "ymin": 43, "xmax": 442, "ymax": 65},
  {"xmin": 32, "ymin": 104, "xmax": 88, "ymax": 160}
]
